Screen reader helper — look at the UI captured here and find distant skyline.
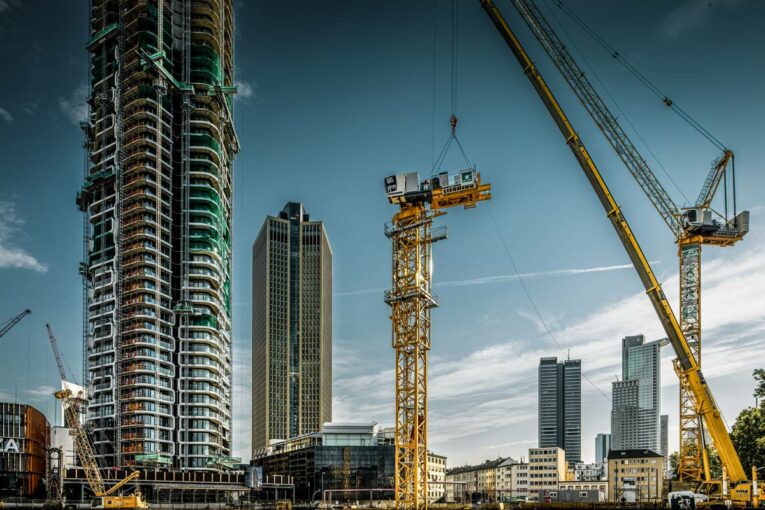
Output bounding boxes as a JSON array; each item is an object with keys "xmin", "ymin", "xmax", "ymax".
[{"xmin": 1, "ymin": 1, "xmax": 764, "ymax": 466}]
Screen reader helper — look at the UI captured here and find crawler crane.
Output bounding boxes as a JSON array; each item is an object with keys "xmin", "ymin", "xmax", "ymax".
[
  {"xmin": 47, "ymin": 325, "xmax": 148, "ymax": 509},
  {"xmin": 477, "ymin": 1, "xmax": 760, "ymax": 506},
  {"xmin": 384, "ymin": 168, "xmax": 490, "ymax": 510},
  {"xmin": 503, "ymin": 0, "xmax": 749, "ymax": 482}
]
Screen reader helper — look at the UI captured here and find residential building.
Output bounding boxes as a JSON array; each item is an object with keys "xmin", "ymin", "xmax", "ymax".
[
  {"xmin": 444, "ymin": 458, "xmax": 506, "ymax": 502},
  {"xmin": 539, "ymin": 357, "xmax": 581, "ymax": 463},
  {"xmin": 607, "ymin": 449, "xmax": 664, "ymax": 503},
  {"xmin": 79, "ymin": 0, "xmax": 238, "ymax": 469},
  {"xmin": 252, "ymin": 203, "xmax": 332, "ymax": 451},
  {"xmin": 555, "ymin": 481, "xmax": 608, "ymax": 503},
  {"xmin": 494, "ymin": 457, "xmax": 517, "ymax": 498},
  {"xmin": 510, "ymin": 462, "xmax": 529, "ymax": 500},
  {"xmin": 611, "ymin": 335, "xmax": 666, "ymax": 452},
  {"xmin": 595, "ymin": 433, "xmax": 611, "ymax": 464},
  {"xmin": 528, "ymin": 447, "xmax": 566, "ymax": 502},
  {"xmin": 573, "ymin": 462, "xmax": 605, "ymax": 481},
  {"xmin": 427, "ymin": 452, "xmax": 447, "ymax": 502}
]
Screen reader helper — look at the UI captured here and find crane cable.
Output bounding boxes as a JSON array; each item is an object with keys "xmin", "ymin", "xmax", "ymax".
[
  {"xmin": 550, "ymin": 0, "xmax": 728, "ymax": 152},
  {"xmin": 536, "ymin": 0, "xmax": 692, "ymax": 206},
  {"xmin": 487, "ymin": 204, "xmax": 612, "ymax": 403},
  {"xmin": 431, "ymin": 0, "xmax": 472, "ymax": 176}
]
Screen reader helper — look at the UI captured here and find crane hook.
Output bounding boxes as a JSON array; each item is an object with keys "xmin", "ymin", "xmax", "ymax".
[{"xmin": 450, "ymin": 114, "xmax": 458, "ymax": 134}]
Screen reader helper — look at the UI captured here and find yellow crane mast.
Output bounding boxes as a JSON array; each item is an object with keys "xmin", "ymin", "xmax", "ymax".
[
  {"xmin": 501, "ymin": 0, "xmax": 749, "ymax": 481},
  {"xmin": 46, "ymin": 325, "xmax": 148, "ymax": 509},
  {"xmin": 384, "ymin": 169, "xmax": 490, "ymax": 510},
  {"xmin": 477, "ymin": 1, "xmax": 759, "ymax": 505}
]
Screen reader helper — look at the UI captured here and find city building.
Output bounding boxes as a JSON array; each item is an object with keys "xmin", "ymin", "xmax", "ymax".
[
  {"xmin": 595, "ymin": 433, "xmax": 611, "ymax": 464},
  {"xmin": 660, "ymin": 414, "xmax": 668, "ymax": 472},
  {"xmin": 510, "ymin": 461, "xmax": 529, "ymax": 500},
  {"xmin": 0, "ymin": 403, "xmax": 50, "ymax": 498},
  {"xmin": 554, "ymin": 480, "xmax": 608, "ymax": 503},
  {"xmin": 538, "ymin": 357, "xmax": 581, "ymax": 463},
  {"xmin": 252, "ymin": 423, "xmax": 441, "ymax": 502},
  {"xmin": 573, "ymin": 462, "xmax": 605, "ymax": 481},
  {"xmin": 494, "ymin": 457, "xmax": 516, "ymax": 499},
  {"xmin": 444, "ymin": 457, "xmax": 507, "ymax": 502},
  {"xmin": 79, "ymin": 0, "xmax": 238, "ymax": 469},
  {"xmin": 611, "ymin": 335, "xmax": 666, "ymax": 452},
  {"xmin": 527, "ymin": 447, "xmax": 566, "ymax": 502},
  {"xmin": 607, "ymin": 449, "xmax": 664, "ymax": 503},
  {"xmin": 427, "ymin": 452, "xmax": 447, "ymax": 502},
  {"xmin": 252, "ymin": 202, "xmax": 332, "ymax": 451}
]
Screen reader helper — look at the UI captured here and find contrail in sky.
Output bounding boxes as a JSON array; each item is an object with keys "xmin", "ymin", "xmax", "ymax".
[{"xmin": 333, "ymin": 261, "xmax": 653, "ymax": 297}]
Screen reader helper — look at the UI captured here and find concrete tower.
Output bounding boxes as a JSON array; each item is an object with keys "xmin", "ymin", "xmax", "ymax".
[
  {"xmin": 252, "ymin": 203, "xmax": 332, "ymax": 453},
  {"xmin": 538, "ymin": 357, "xmax": 581, "ymax": 463},
  {"xmin": 79, "ymin": 0, "xmax": 238, "ymax": 469}
]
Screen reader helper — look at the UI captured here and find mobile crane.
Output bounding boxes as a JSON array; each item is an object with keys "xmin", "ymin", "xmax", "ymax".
[
  {"xmin": 47, "ymin": 324, "xmax": 148, "ymax": 509},
  {"xmin": 477, "ymin": 1, "xmax": 760, "ymax": 506},
  {"xmin": 384, "ymin": 168, "xmax": 491, "ymax": 510},
  {"xmin": 503, "ymin": 0, "xmax": 749, "ymax": 482},
  {"xmin": 0, "ymin": 309, "xmax": 31, "ymax": 338}
]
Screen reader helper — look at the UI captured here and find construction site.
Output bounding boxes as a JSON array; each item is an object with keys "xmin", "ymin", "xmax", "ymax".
[{"xmin": 0, "ymin": 0, "xmax": 762, "ymax": 510}]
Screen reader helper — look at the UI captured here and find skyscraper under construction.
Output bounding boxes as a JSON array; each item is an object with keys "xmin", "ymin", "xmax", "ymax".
[{"xmin": 77, "ymin": 0, "xmax": 238, "ymax": 469}]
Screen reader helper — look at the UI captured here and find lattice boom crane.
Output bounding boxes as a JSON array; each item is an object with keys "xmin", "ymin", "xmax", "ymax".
[
  {"xmin": 384, "ymin": 168, "xmax": 490, "ymax": 510},
  {"xmin": 477, "ymin": 0, "xmax": 759, "ymax": 506}
]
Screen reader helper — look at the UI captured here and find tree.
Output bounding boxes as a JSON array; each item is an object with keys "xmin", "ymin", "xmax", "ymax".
[
  {"xmin": 668, "ymin": 451, "xmax": 679, "ymax": 479},
  {"xmin": 731, "ymin": 406, "xmax": 765, "ymax": 475},
  {"xmin": 730, "ymin": 369, "xmax": 765, "ymax": 475},
  {"xmin": 754, "ymin": 368, "xmax": 765, "ymax": 406}
]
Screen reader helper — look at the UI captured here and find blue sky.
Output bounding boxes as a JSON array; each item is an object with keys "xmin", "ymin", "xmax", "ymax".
[{"xmin": 0, "ymin": 0, "xmax": 764, "ymax": 466}]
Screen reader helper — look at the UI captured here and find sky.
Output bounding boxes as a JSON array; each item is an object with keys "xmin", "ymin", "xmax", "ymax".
[{"xmin": 0, "ymin": 0, "xmax": 764, "ymax": 468}]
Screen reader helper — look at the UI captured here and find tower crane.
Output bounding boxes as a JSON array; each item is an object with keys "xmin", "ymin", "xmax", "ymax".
[
  {"xmin": 0, "ymin": 309, "xmax": 31, "ymax": 338},
  {"xmin": 477, "ymin": 1, "xmax": 759, "ymax": 506},
  {"xmin": 46, "ymin": 324, "xmax": 148, "ymax": 509},
  {"xmin": 502, "ymin": 0, "xmax": 749, "ymax": 482},
  {"xmin": 384, "ymin": 168, "xmax": 490, "ymax": 510}
]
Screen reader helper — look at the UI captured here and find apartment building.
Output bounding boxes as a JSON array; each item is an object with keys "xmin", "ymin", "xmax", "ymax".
[
  {"xmin": 528, "ymin": 447, "xmax": 566, "ymax": 502},
  {"xmin": 427, "ymin": 452, "xmax": 447, "ymax": 502},
  {"xmin": 607, "ymin": 449, "xmax": 664, "ymax": 503}
]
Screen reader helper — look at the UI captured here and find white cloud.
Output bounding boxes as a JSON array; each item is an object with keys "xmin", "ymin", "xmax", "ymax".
[
  {"xmin": 25, "ymin": 385, "xmax": 57, "ymax": 400},
  {"xmin": 234, "ymin": 79, "xmax": 255, "ymax": 102},
  {"xmin": 58, "ymin": 84, "xmax": 88, "ymax": 125},
  {"xmin": 329, "ymin": 222, "xmax": 765, "ymax": 465},
  {"xmin": 0, "ymin": 107, "xmax": 12, "ymax": 122},
  {"xmin": 0, "ymin": 200, "xmax": 47, "ymax": 273}
]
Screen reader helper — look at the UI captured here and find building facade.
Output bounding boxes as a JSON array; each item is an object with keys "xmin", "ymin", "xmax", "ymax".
[
  {"xmin": 79, "ymin": 0, "xmax": 238, "ymax": 469},
  {"xmin": 607, "ymin": 449, "xmax": 664, "ymax": 503},
  {"xmin": 252, "ymin": 203, "xmax": 332, "ymax": 452},
  {"xmin": 573, "ymin": 462, "xmax": 605, "ymax": 481},
  {"xmin": 660, "ymin": 414, "xmax": 668, "ymax": 472},
  {"xmin": 555, "ymin": 480, "xmax": 608, "ymax": 503},
  {"xmin": 510, "ymin": 462, "xmax": 529, "ymax": 500},
  {"xmin": 527, "ymin": 447, "xmax": 566, "ymax": 502},
  {"xmin": 595, "ymin": 433, "xmax": 611, "ymax": 464},
  {"xmin": 539, "ymin": 357, "xmax": 581, "ymax": 463},
  {"xmin": 611, "ymin": 335, "xmax": 665, "ymax": 452},
  {"xmin": 427, "ymin": 452, "xmax": 447, "ymax": 502},
  {"xmin": 444, "ymin": 458, "xmax": 507, "ymax": 502},
  {"xmin": 0, "ymin": 403, "xmax": 50, "ymax": 498}
]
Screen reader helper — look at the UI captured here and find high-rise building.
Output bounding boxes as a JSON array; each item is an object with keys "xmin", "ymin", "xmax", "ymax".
[
  {"xmin": 595, "ymin": 433, "xmax": 611, "ymax": 464},
  {"xmin": 538, "ymin": 357, "xmax": 581, "ymax": 463},
  {"xmin": 79, "ymin": 0, "xmax": 238, "ymax": 469},
  {"xmin": 610, "ymin": 335, "xmax": 665, "ymax": 452},
  {"xmin": 252, "ymin": 203, "xmax": 332, "ymax": 452},
  {"xmin": 660, "ymin": 414, "xmax": 668, "ymax": 470}
]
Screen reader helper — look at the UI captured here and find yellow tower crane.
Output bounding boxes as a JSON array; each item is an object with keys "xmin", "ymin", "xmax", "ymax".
[
  {"xmin": 477, "ymin": 1, "xmax": 759, "ymax": 506},
  {"xmin": 46, "ymin": 325, "xmax": 148, "ymax": 509},
  {"xmin": 384, "ymin": 168, "xmax": 490, "ymax": 510},
  {"xmin": 500, "ymin": 0, "xmax": 749, "ymax": 481}
]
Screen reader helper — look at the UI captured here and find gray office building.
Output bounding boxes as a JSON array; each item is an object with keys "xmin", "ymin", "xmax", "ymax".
[
  {"xmin": 611, "ymin": 335, "xmax": 665, "ymax": 452},
  {"xmin": 660, "ymin": 414, "xmax": 669, "ymax": 468},
  {"xmin": 252, "ymin": 203, "xmax": 332, "ymax": 453},
  {"xmin": 595, "ymin": 433, "xmax": 611, "ymax": 463},
  {"xmin": 539, "ymin": 357, "xmax": 581, "ymax": 463}
]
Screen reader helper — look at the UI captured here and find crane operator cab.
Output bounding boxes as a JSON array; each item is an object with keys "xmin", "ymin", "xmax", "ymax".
[{"xmin": 385, "ymin": 168, "xmax": 479, "ymax": 205}]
